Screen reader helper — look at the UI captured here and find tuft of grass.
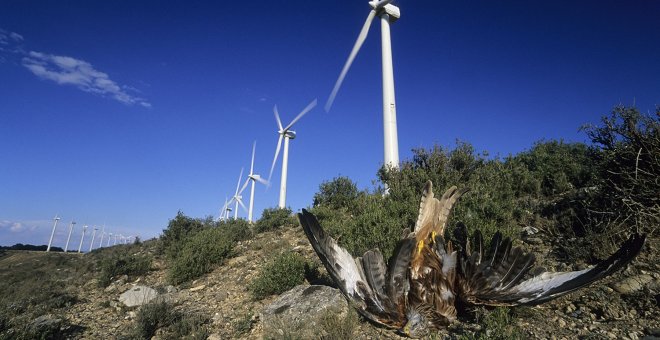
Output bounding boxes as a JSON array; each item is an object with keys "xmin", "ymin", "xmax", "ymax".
[
  {"xmin": 232, "ymin": 311, "xmax": 255, "ymax": 337},
  {"xmin": 319, "ymin": 308, "xmax": 358, "ymax": 340},
  {"xmin": 459, "ymin": 307, "xmax": 524, "ymax": 340},
  {"xmin": 249, "ymin": 252, "xmax": 311, "ymax": 300}
]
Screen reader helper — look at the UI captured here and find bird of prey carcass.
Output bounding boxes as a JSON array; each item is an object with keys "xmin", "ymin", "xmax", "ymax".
[{"xmin": 297, "ymin": 180, "xmax": 646, "ymax": 338}]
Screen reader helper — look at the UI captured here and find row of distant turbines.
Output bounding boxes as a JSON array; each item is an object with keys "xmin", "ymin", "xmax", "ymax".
[
  {"xmin": 46, "ymin": 215, "xmax": 137, "ymax": 253},
  {"xmin": 220, "ymin": 0, "xmax": 402, "ymax": 222}
]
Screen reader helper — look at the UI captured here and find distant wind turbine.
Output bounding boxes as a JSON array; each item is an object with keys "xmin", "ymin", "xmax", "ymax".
[
  {"xmin": 46, "ymin": 215, "xmax": 60, "ymax": 252},
  {"xmin": 230, "ymin": 168, "xmax": 248, "ymax": 219},
  {"xmin": 325, "ymin": 0, "xmax": 401, "ymax": 169},
  {"xmin": 238, "ymin": 141, "xmax": 269, "ymax": 223},
  {"xmin": 107, "ymin": 233, "xmax": 112, "ymax": 247},
  {"xmin": 268, "ymin": 99, "xmax": 317, "ymax": 208},
  {"xmin": 78, "ymin": 225, "xmax": 88, "ymax": 253},
  {"xmin": 224, "ymin": 202, "xmax": 233, "ymax": 220},
  {"xmin": 219, "ymin": 196, "xmax": 230, "ymax": 221},
  {"xmin": 89, "ymin": 227, "xmax": 98, "ymax": 252},
  {"xmin": 98, "ymin": 226, "xmax": 105, "ymax": 248},
  {"xmin": 64, "ymin": 220, "xmax": 76, "ymax": 252}
]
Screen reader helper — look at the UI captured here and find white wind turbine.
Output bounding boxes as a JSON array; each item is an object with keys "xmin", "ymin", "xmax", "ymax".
[
  {"xmin": 46, "ymin": 215, "xmax": 61, "ymax": 252},
  {"xmin": 89, "ymin": 227, "xmax": 98, "ymax": 252},
  {"xmin": 98, "ymin": 225, "xmax": 105, "ymax": 248},
  {"xmin": 64, "ymin": 220, "xmax": 76, "ymax": 252},
  {"xmin": 219, "ymin": 197, "xmax": 229, "ymax": 221},
  {"xmin": 238, "ymin": 141, "xmax": 269, "ymax": 223},
  {"xmin": 268, "ymin": 99, "xmax": 317, "ymax": 209},
  {"xmin": 325, "ymin": 0, "xmax": 401, "ymax": 169},
  {"xmin": 230, "ymin": 168, "xmax": 248, "ymax": 219},
  {"xmin": 78, "ymin": 225, "xmax": 88, "ymax": 253}
]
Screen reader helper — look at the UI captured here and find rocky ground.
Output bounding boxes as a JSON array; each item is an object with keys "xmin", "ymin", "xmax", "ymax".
[{"xmin": 1, "ymin": 224, "xmax": 658, "ymax": 339}]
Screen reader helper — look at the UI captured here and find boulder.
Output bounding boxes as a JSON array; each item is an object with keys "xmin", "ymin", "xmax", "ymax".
[
  {"xmin": 261, "ymin": 285, "xmax": 349, "ymax": 338},
  {"xmin": 610, "ymin": 274, "xmax": 654, "ymax": 294},
  {"xmin": 29, "ymin": 314, "xmax": 62, "ymax": 334},
  {"xmin": 119, "ymin": 285, "xmax": 158, "ymax": 307}
]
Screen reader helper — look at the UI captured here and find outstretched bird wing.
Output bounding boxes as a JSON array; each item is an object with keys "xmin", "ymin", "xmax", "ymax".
[
  {"xmin": 457, "ymin": 230, "xmax": 646, "ymax": 306},
  {"xmin": 298, "ymin": 209, "xmax": 414, "ymax": 329}
]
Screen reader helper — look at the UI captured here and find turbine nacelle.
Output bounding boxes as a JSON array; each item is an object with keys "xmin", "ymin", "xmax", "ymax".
[
  {"xmin": 368, "ymin": 0, "xmax": 400, "ymax": 21},
  {"xmin": 279, "ymin": 130, "xmax": 296, "ymax": 139}
]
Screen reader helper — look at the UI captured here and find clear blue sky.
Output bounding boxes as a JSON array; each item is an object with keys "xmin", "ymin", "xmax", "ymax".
[{"xmin": 1, "ymin": 1, "xmax": 658, "ymax": 248}]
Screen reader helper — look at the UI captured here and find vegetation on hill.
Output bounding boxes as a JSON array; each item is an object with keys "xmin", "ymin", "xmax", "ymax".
[{"xmin": 311, "ymin": 105, "xmax": 658, "ymax": 261}]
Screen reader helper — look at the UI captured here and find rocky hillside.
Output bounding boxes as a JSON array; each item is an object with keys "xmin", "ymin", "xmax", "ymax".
[{"xmin": 1, "ymin": 224, "xmax": 658, "ymax": 339}]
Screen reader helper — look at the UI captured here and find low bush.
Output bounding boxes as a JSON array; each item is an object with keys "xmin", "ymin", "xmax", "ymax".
[
  {"xmin": 319, "ymin": 308, "xmax": 358, "ymax": 340},
  {"xmin": 216, "ymin": 218, "xmax": 252, "ymax": 242},
  {"xmin": 159, "ymin": 212, "xmax": 209, "ymax": 257},
  {"xmin": 249, "ymin": 252, "xmax": 311, "ymax": 300},
  {"xmin": 254, "ymin": 207, "xmax": 297, "ymax": 233},
  {"xmin": 98, "ymin": 253, "xmax": 152, "ymax": 287},
  {"xmin": 168, "ymin": 227, "xmax": 235, "ymax": 285},
  {"xmin": 132, "ymin": 299, "xmax": 178, "ymax": 339}
]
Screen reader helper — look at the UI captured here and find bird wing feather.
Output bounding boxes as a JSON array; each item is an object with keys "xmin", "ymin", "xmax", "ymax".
[
  {"xmin": 298, "ymin": 209, "xmax": 407, "ymax": 328},
  {"xmin": 458, "ymin": 232, "xmax": 646, "ymax": 306}
]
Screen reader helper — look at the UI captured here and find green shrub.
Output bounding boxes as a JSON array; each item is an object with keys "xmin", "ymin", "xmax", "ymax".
[
  {"xmin": 169, "ymin": 313, "xmax": 209, "ymax": 340},
  {"xmin": 168, "ymin": 227, "xmax": 235, "ymax": 285},
  {"xmin": 160, "ymin": 212, "xmax": 208, "ymax": 258},
  {"xmin": 129, "ymin": 299, "xmax": 208, "ymax": 340},
  {"xmin": 132, "ymin": 299, "xmax": 178, "ymax": 339},
  {"xmin": 313, "ymin": 176, "xmax": 361, "ymax": 209},
  {"xmin": 98, "ymin": 253, "xmax": 152, "ymax": 287},
  {"xmin": 216, "ymin": 218, "xmax": 252, "ymax": 242},
  {"xmin": 254, "ymin": 207, "xmax": 297, "ymax": 233},
  {"xmin": 249, "ymin": 252, "xmax": 310, "ymax": 300}
]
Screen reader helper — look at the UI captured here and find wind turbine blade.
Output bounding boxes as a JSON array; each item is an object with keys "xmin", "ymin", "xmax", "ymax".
[
  {"xmin": 284, "ymin": 98, "xmax": 317, "ymax": 131},
  {"xmin": 325, "ymin": 9, "xmax": 377, "ymax": 112},
  {"xmin": 268, "ymin": 135, "xmax": 283, "ymax": 182},
  {"xmin": 255, "ymin": 176, "xmax": 270, "ymax": 186},
  {"xmin": 237, "ymin": 197, "xmax": 248, "ymax": 212},
  {"xmin": 234, "ymin": 167, "xmax": 244, "ymax": 195},
  {"xmin": 239, "ymin": 178, "xmax": 250, "ymax": 195},
  {"xmin": 250, "ymin": 141, "xmax": 256, "ymax": 175},
  {"xmin": 274, "ymin": 105, "xmax": 283, "ymax": 130}
]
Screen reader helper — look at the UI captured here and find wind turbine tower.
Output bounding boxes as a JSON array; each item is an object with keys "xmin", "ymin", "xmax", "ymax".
[
  {"xmin": 326, "ymin": 0, "xmax": 401, "ymax": 169},
  {"xmin": 89, "ymin": 227, "xmax": 98, "ymax": 252},
  {"xmin": 46, "ymin": 215, "xmax": 61, "ymax": 252},
  {"xmin": 78, "ymin": 225, "xmax": 88, "ymax": 253},
  {"xmin": 98, "ymin": 226, "xmax": 105, "ymax": 248},
  {"xmin": 64, "ymin": 220, "xmax": 76, "ymax": 252},
  {"xmin": 239, "ymin": 141, "xmax": 269, "ymax": 223},
  {"xmin": 231, "ymin": 168, "xmax": 247, "ymax": 219},
  {"xmin": 268, "ymin": 99, "xmax": 317, "ymax": 208}
]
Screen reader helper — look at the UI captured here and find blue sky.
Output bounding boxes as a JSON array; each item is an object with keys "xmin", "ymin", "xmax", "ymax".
[{"xmin": 1, "ymin": 1, "xmax": 659, "ymax": 248}]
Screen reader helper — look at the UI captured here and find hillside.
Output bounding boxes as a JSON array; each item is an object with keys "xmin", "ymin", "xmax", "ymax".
[{"xmin": 1, "ymin": 222, "xmax": 658, "ymax": 339}]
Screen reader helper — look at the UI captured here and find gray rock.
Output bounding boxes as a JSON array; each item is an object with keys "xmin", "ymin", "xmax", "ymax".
[
  {"xmin": 119, "ymin": 285, "xmax": 159, "ymax": 307},
  {"xmin": 610, "ymin": 274, "xmax": 653, "ymax": 294},
  {"xmin": 261, "ymin": 285, "xmax": 349, "ymax": 338},
  {"xmin": 29, "ymin": 315, "xmax": 63, "ymax": 336}
]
